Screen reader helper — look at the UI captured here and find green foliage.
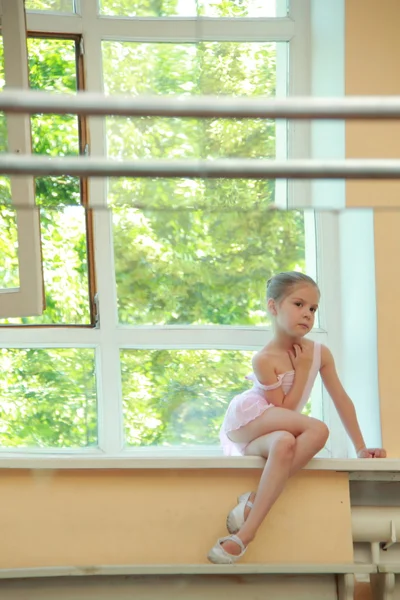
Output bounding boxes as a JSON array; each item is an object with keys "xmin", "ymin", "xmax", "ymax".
[
  {"xmin": 122, "ymin": 349, "xmax": 253, "ymax": 446},
  {"xmin": 103, "ymin": 41, "xmax": 303, "ymax": 327},
  {"xmin": 198, "ymin": 0, "xmax": 275, "ymax": 17},
  {"xmin": 113, "ymin": 207, "xmax": 304, "ymax": 326},
  {"xmin": 0, "ymin": 29, "xmax": 310, "ymax": 449},
  {"xmin": 0, "ymin": 208, "xmax": 19, "ymax": 289},
  {"xmin": 25, "ymin": 0, "xmax": 75, "ymax": 12},
  {"xmin": 0, "ymin": 348, "xmax": 97, "ymax": 447},
  {"xmin": 100, "ymin": 0, "xmax": 184, "ymax": 17}
]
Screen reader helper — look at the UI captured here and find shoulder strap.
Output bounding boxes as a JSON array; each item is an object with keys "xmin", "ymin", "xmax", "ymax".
[
  {"xmin": 246, "ymin": 372, "xmax": 283, "ymax": 391},
  {"xmin": 256, "ymin": 379, "xmax": 283, "ymax": 391},
  {"xmin": 314, "ymin": 341, "xmax": 322, "ymax": 369}
]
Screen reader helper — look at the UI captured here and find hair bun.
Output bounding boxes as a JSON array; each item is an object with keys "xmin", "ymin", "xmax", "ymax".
[{"xmin": 266, "ymin": 271, "xmax": 318, "ymax": 301}]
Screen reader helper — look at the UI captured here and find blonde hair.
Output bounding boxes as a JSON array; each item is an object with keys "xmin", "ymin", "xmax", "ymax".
[{"xmin": 266, "ymin": 271, "xmax": 319, "ymax": 302}]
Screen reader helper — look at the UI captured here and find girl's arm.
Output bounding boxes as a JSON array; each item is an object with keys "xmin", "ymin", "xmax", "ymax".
[
  {"xmin": 253, "ymin": 346, "xmax": 311, "ymax": 411},
  {"xmin": 320, "ymin": 345, "xmax": 386, "ymax": 458}
]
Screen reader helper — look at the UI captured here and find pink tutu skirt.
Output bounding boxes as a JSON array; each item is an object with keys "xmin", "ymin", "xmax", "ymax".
[{"xmin": 219, "ymin": 388, "xmax": 274, "ymax": 456}]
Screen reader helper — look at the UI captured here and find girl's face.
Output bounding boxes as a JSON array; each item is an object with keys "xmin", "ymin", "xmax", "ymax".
[{"xmin": 268, "ymin": 284, "xmax": 319, "ymax": 337}]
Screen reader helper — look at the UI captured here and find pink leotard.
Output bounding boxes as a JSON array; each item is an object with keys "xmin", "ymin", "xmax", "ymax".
[{"xmin": 220, "ymin": 342, "xmax": 322, "ymax": 456}]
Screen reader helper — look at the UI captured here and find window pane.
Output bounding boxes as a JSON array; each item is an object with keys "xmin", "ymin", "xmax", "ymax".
[
  {"xmin": 25, "ymin": 0, "xmax": 76, "ymax": 12},
  {"xmin": 28, "ymin": 37, "xmax": 80, "ymax": 212},
  {"xmin": 0, "ymin": 206, "xmax": 90, "ymax": 325},
  {"xmin": 199, "ymin": 0, "xmax": 287, "ymax": 17},
  {"xmin": 0, "ymin": 348, "xmax": 97, "ymax": 449},
  {"xmin": 103, "ymin": 41, "xmax": 277, "ymax": 164},
  {"xmin": 99, "ymin": 0, "xmax": 287, "ymax": 17},
  {"xmin": 104, "ymin": 41, "xmax": 277, "ymax": 164},
  {"xmin": 0, "ymin": 207, "xmax": 19, "ymax": 289},
  {"xmin": 102, "ymin": 41, "xmax": 296, "ymax": 325},
  {"xmin": 121, "ymin": 349, "xmax": 252, "ymax": 447},
  {"xmin": 114, "ymin": 208, "xmax": 305, "ymax": 326},
  {"xmin": 28, "ymin": 37, "xmax": 79, "ymax": 163},
  {"xmin": 99, "ymin": 0, "xmax": 196, "ymax": 16}
]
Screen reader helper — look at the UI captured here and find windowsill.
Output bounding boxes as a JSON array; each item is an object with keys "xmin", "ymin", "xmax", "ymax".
[{"xmin": 0, "ymin": 455, "xmax": 398, "ymax": 473}]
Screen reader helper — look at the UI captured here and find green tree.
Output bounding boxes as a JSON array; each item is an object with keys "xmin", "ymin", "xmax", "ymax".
[{"xmin": 0, "ymin": 348, "xmax": 97, "ymax": 447}]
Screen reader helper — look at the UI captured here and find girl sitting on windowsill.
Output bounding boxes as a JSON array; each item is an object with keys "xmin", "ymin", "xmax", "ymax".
[{"xmin": 208, "ymin": 271, "xmax": 386, "ymax": 564}]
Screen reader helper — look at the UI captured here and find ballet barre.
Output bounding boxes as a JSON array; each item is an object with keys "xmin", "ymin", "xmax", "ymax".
[
  {"xmin": 1, "ymin": 89, "xmax": 400, "ymax": 119},
  {"xmin": 2, "ymin": 155, "xmax": 400, "ymax": 179}
]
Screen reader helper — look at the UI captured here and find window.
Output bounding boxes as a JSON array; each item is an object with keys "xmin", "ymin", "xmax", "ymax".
[
  {"xmin": 1, "ymin": 35, "xmax": 94, "ymax": 326},
  {"xmin": 0, "ymin": 0, "xmax": 44, "ymax": 319},
  {"xmin": 0, "ymin": 0, "xmax": 338, "ymax": 456}
]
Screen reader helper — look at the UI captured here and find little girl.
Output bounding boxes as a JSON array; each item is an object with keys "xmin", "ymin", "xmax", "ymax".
[{"xmin": 208, "ymin": 271, "xmax": 386, "ymax": 564}]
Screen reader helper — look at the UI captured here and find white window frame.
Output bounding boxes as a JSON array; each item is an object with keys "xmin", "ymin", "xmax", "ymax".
[
  {"xmin": 0, "ymin": 0, "xmax": 44, "ymax": 318},
  {"xmin": 0, "ymin": 0, "xmax": 351, "ymax": 459}
]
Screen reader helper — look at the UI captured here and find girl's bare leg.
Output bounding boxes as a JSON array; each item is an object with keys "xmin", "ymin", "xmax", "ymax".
[{"xmin": 222, "ymin": 408, "xmax": 329, "ymax": 555}]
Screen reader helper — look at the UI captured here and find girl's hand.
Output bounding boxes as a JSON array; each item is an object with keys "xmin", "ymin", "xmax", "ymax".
[
  {"xmin": 288, "ymin": 343, "xmax": 313, "ymax": 372},
  {"xmin": 357, "ymin": 447, "xmax": 387, "ymax": 459}
]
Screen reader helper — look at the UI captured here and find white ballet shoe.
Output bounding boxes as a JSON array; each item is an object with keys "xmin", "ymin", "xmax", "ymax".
[
  {"xmin": 237, "ymin": 491, "xmax": 253, "ymax": 504},
  {"xmin": 226, "ymin": 491, "xmax": 254, "ymax": 535},
  {"xmin": 207, "ymin": 534, "xmax": 247, "ymax": 564}
]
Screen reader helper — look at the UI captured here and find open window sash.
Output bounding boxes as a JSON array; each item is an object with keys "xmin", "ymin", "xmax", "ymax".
[{"xmin": 0, "ymin": 0, "xmax": 44, "ymax": 318}]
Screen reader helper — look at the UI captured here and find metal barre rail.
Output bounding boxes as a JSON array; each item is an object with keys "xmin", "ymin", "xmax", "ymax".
[
  {"xmin": 2, "ymin": 89, "xmax": 400, "ymax": 119},
  {"xmin": 3, "ymin": 155, "xmax": 400, "ymax": 178}
]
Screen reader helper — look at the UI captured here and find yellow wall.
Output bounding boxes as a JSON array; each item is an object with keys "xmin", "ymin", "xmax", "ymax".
[
  {"xmin": 346, "ymin": 0, "xmax": 400, "ymax": 456},
  {"xmin": 0, "ymin": 469, "xmax": 352, "ymax": 568},
  {"xmin": 346, "ymin": 0, "xmax": 400, "ymax": 208}
]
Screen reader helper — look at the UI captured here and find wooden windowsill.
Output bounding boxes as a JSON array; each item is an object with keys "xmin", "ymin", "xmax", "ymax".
[{"xmin": 0, "ymin": 455, "xmax": 398, "ymax": 474}]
